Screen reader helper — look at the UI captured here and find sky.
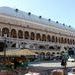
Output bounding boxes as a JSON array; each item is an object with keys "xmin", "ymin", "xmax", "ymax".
[{"xmin": 0, "ymin": 0, "xmax": 75, "ymax": 28}]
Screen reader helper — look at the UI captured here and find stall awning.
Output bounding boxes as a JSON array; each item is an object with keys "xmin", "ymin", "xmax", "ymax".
[{"xmin": 0, "ymin": 49, "xmax": 37, "ymax": 56}]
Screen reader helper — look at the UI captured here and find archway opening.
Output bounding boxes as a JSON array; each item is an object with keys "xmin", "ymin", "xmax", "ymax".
[
  {"xmin": 45, "ymin": 52, "xmax": 50, "ymax": 60},
  {"xmin": 0, "ymin": 42, "xmax": 7, "ymax": 51},
  {"xmin": 40, "ymin": 52, "xmax": 45, "ymax": 60}
]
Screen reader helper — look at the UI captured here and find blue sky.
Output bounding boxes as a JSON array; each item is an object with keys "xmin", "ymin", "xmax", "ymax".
[{"xmin": 0, "ymin": 0, "xmax": 75, "ymax": 28}]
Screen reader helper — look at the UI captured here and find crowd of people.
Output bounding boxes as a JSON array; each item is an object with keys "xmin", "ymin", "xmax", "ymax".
[{"xmin": 0, "ymin": 56, "xmax": 29, "ymax": 70}]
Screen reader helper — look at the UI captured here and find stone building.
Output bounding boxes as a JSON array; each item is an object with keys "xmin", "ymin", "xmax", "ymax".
[{"xmin": 0, "ymin": 7, "xmax": 75, "ymax": 59}]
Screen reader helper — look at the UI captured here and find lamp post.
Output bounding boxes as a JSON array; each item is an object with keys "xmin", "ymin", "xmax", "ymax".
[
  {"xmin": 4, "ymin": 34, "xmax": 7, "ymax": 63},
  {"xmin": 61, "ymin": 52, "xmax": 68, "ymax": 75}
]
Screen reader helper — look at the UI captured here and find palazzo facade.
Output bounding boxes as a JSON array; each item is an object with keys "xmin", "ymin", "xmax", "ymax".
[{"xmin": 0, "ymin": 7, "xmax": 75, "ymax": 58}]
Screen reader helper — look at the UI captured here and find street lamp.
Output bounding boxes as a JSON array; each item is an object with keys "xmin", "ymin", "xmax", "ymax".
[
  {"xmin": 61, "ymin": 52, "xmax": 68, "ymax": 75},
  {"xmin": 4, "ymin": 34, "xmax": 7, "ymax": 63}
]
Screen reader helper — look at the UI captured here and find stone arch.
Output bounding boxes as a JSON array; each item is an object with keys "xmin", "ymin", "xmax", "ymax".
[
  {"xmin": 56, "ymin": 37, "xmax": 58, "ymax": 43},
  {"xmin": 61, "ymin": 37, "xmax": 63, "ymax": 43},
  {"xmin": 40, "ymin": 52, "xmax": 45, "ymax": 59},
  {"xmin": 52, "ymin": 35, "xmax": 55, "ymax": 42},
  {"xmin": 73, "ymin": 39, "xmax": 75, "ymax": 44},
  {"xmin": 18, "ymin": 30, "xmax": 23, "ymax": 39},
  {"xmin": 49, "ymin": 46, "xmax": 55, "ymax": 50},
  {"xmin": 57, "ymin": 52, "xmax": 60, "ymax": 55},
  {"xmin": 39, "ymin": 45, "xmax": 45, "ymax": 49},
  {"xmin": 61, "ymin": 51, "xmax": 65, "ymax": 55},
  {"xmin": 42, "ymin": 34, "xmax": 46, "ymax": 41},
  {"xmin": 64, "ymin": 38, "xmax": 67, "ymax": 43},
  {"xmin": 52, "ymin": 52, "xmax": 55, "ymax": 55},
  {"xmin": 2, "ymin": 27, "xmax": 9, "ymax": 37},
  {"xmin": 46, "ymin": 52, "xmax": 51, "ymax": 59},
  {"xmin": 47, "ymin": 35, "xmax": 51, "ymax": 42},
  {"xmin": 24, "ymin": 31, "xmax": 29, "ymax": 39},
  {"xmin": 11, "ymin": 29, "xmax": 17, "ymax": 38},
  {"xmin": 51, "ymin": 52, "xmax": 55, "ymax": 58},
  {"xmin": 35, "ymin": 52, "xmax": 39, "ymax": 54},
  {"xmin": 30, "ymin": 32, "xmax": 35, "ymax": 40},
  {"xmin": 40, "ymin": 52, "xmax": 45, "ymax": 55},
  {"xmin": 64, "ymin": 47, "xmax": 67, "ymax": 51},
  {"xmin": 67, "ymin": 39, "xmax": 70, "ymax": 44},
  {"xmin": 36, "ymin": 33, "xmax": 41, "ymax": 41},
  {"xmin": 11, "ymin": 43, "xmax": 16, "ymax": 48},
  {"xmin": 46, "ymin": 52, "xmax": 50, "ymax": 55},
  {"xmin": 70, "ymin": 39, "xmax": 72, "ymax": 44}
]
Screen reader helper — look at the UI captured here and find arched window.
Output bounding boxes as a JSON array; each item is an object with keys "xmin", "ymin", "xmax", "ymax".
[
  {"xmin": 61, "ymin": 37, "xmax": 63, "ymax": 43},
  {"xmin": 64, "ymin": 38, "xmax": 67, "ymax": 43},
  {"xmin": 36, "ymin": 33, "xmax": 41, "ymax": 41},
  {"xmin": 52, "ymin": 36, "xmax": 55, "ymax": 42},
  {"xmin": 40, "ymin": 52, "xmax": 45, "ymax": 55},
  {"xmin": 70, "ymin": 39, "xmax": 72, "ymax": 44},
  {"xmin": 11, "ymin": 43, "xmax": 16, "ymax": 48},
  {"xmin": 46, "ymin": 52, "xmax": 50, "ymax": 59},
  {"xmin": 67, "ymin": 39, "xmax": 70, "ymax": 44},
  {"xmin": 49, "ymin": 46, "xmax": 54, "ymax": 49},
  {"xmin": 11, "ymin": 29, "xmax": 17, "ymax": 38},
  {"xmin": 47, "ymin": 35, "xmax": 51, "ymax": 42},
  {"xmin": 55, "ymin": 37, "xmax": 58, "ymax": 43},
  {"xmin": 73, "ymin": 39, "xmax": 75, "ymax": 45},
  {"xmin": 57, "ymin": 52, "xmax": 59, "ymax": 54},
  {"xmin": 57, "ymin": 46, "xmax": 61, "ymax": 50},
  {"xmin": 40, "ymin": 52, "xmax": 45, "ymax": 59},
  {"xmin": 61, "ymin": 51, "xmax": 64, "ymax": 54},
  {"xmin": 24, "ymin": 31, "xmax": 29, "ymax": 39},
  {"xmin": 18, "ymin": 30, "xmax": 23, "ymax": 39},
  {"xmin": 52, "ymin": 52, "xmax": 55, "ymax": 55},
  {"xmin": 64, "ymin": 47, "xmax": 67, "ymax": 50},
  {"xmin": 46, "ymin": 52, "xmax": 50, "ymax": 56},
  {"xmin": 42, "ymin": 34, "xmax": 46, "ymax": 41},
  {"xmin": 39, "ymin": 45, "xmax": 45, "ymax": 49},
  {"xmin": 2, "ymin": 27, "xmax": 9, "ymax": 37},
  {"xmin": 30, "ymin": 32, "xmax": 35, "ymax": 40}
]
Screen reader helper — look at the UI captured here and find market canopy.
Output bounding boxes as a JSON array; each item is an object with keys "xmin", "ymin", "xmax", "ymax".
[{"xmin": 0, "ymin": 49, "xmax": 37, "ymax": 56}]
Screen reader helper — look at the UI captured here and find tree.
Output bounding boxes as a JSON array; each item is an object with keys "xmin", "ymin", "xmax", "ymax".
[{"xmin": 68, "ymin": 50, "xmax": 74, "ymax": 56}]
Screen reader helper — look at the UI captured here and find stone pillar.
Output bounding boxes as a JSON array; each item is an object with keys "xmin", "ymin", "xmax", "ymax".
[{"xmin": 16, "ymin": 42, "xmax": 19, "ymax": 49}]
